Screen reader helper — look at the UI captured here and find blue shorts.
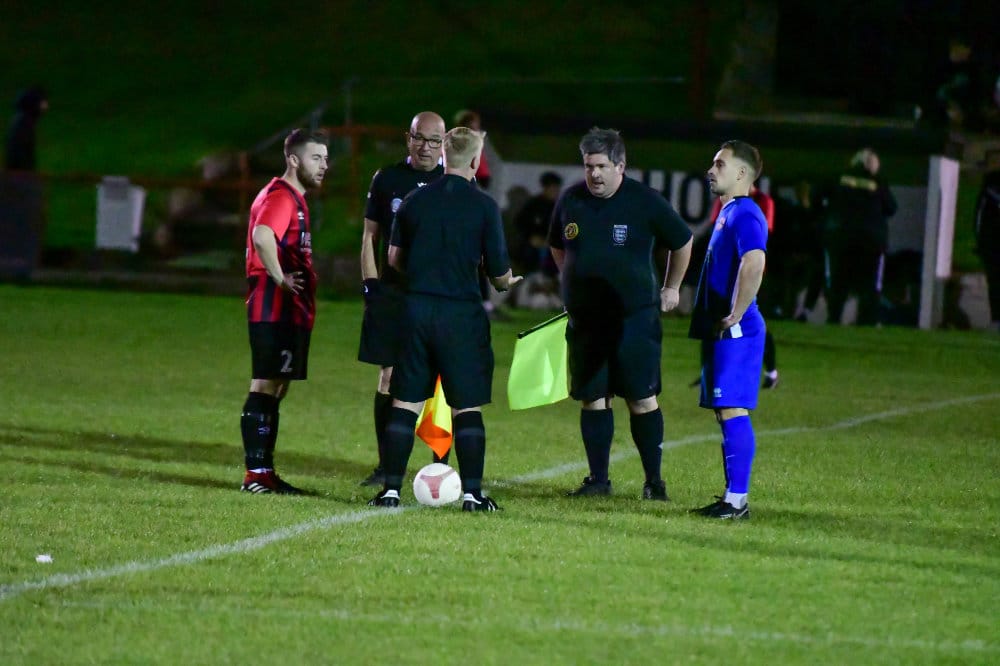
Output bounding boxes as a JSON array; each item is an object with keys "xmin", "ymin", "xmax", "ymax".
[{"xmin": 699, "ymin": 330, "xmax": 765, "ymax": 410}]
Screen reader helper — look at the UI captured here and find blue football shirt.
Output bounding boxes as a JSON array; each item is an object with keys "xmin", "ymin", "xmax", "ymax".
[{"xmin": 689, "ymin": 196, "xmax": 768, "ymax": 339}]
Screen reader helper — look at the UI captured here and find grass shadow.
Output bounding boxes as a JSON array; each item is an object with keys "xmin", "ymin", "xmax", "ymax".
[{"xmin": 2, "ymin": 423, "xmax": 379, "ymax": 495}]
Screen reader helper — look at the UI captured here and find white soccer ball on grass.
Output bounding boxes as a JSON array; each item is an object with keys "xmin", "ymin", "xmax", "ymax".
[{"xmin": 412, "ymin": 463, "xmax": 462, "ymax": 507}]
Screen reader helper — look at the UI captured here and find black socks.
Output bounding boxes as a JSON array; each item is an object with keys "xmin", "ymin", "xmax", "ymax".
[
  {"xmin": 241, "ymin": 392, "xmax": 279, "ymax": 470},
  {"xmin": 630, "ymin": 408, "xmax": 664, "ymax": 483},
  {"xmin": 383, "ymin": 407, "xmax": 419, "ymax": 490},
  {"xmin": 373, "ymin": 392, "xmax": 393, "ymax": 467},
  {"xmin": 580, "ymin": 409, "xmax": 614, "ymax": 482},
  {"xmin": 453, "ymin": 411, "xmax": 486, "ymax": 493}
]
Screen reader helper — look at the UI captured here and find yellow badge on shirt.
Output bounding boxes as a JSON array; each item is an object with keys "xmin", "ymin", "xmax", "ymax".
[{"xmin": 564, "ymin": 222, "xmax": 579, "ymax": 240}]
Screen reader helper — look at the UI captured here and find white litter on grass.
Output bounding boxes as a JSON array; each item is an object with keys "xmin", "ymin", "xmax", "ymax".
[{"xmin": 35, "ymin": 554, "xmax": 53, "ymax": 564}]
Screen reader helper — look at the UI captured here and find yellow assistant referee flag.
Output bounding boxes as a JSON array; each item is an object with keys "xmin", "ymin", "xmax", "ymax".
[{"xmin": 506, "ymin": 312, "xmax": 569, "ymax": 410}]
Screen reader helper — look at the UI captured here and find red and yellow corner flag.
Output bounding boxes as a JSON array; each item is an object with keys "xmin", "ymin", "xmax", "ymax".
[{"xmin": 416, "ymin": 376, "xmax": 452, "ymax": 459}]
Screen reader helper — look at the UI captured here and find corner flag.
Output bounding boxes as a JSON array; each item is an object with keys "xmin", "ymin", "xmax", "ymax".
[
  {"xmin": 416, "ymin": 377, "xmax": 452, "ymax": 459},
  {"xmin": 507, "ymin": 312, "xmax": 569, "ymax": 410}
]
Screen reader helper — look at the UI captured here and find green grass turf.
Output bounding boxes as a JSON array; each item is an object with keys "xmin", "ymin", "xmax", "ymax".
[{"xmin": 2, "ymin": 286, "xmax": 999, "ymax": 664}]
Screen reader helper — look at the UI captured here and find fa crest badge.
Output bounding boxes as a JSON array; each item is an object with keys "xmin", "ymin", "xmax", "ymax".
[
  {"xmin": 564, "ymin": 222, "xmax": 579, "ymax": 240},
  {"xmin": 612, "ymin": 224, "xmax": 628, "ymax": 245},
  {"xmin": 391, "ymin": 197, "xmax": 403, "ymax": 213}
]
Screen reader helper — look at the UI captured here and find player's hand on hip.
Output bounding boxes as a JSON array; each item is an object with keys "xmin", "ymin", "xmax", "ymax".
[
  {"xmin": 281, "ymin": 271, "xmax": 304, "ymax": 294},
  {"xmin": 660, "ymin": 286, "xmax": 680, "ymax": 313}
]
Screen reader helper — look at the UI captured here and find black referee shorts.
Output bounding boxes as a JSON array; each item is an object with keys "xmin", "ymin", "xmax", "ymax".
[
  {"xmin": 390, "ymin": 296, "xmax": 494, "ymax": 409},
  {"xmin": 249, "ymin": 322, "xmax": 311, "ymax": 380},
  {"xmin": 567, "ymin": 305, "xmax": 661, "ymax": 402},
  {"xmin": 357, "ymin": 285, "xmax": 406, "ymax": 367}
]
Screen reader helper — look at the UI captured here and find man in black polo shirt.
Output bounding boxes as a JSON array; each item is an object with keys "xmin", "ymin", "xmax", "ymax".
[
  {"xmin": 368, "ymin": 127, "xmax": 521, "ymax": 511},
  {"xmin": 548, "ymin": 127, "xmax": 692, "ymax": 500},
  {"xmin": 358, "ymin": 111, "xmax": 446, "ymax": 486}
]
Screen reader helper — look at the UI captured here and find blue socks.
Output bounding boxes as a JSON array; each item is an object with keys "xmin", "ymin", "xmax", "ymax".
[{"xmin": 720, "ymin": 415, "xmax": 755, "ymax": 495}]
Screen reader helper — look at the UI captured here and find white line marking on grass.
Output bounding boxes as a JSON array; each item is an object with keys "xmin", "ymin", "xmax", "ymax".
[
  {"xmin": 0, "ymin": 509, "xmax": 402, "ymax": 602},
  {"xmin": 2, "ymin": 392, "xmax": 998, "ymax": 604},
  {"xmin": 506, "ymin": 391, "xmax": 1000, "ymax": 483}
]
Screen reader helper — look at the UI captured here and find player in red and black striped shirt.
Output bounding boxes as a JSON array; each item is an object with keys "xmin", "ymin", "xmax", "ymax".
[{"xmin": 239, "ymin": 128, "xmax": 328, "ymax": 494}]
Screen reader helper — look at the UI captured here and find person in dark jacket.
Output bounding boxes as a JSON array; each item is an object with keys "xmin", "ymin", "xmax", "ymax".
[
  {"xmin": 5, "ymin": 87, "xmax": 48, "ymax": 171},
  {"xmin": 821, "ymin": 149, "xmax": 897, "ymax": 326},
  {"xmin": 975, "ymin": 168, "xmax": 1000, "ymax": 330}
]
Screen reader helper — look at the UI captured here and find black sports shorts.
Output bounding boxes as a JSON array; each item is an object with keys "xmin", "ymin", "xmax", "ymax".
[
  {"xmin": 390, "ymin": 295, "xmax": 494, "ymax": 409},
  {"xmin": 357, "ymin": 285, "xmax": 406, "ymax": 367},
  {"xmin": 249, "ymin": 322, "xmax": 311, "ymax": 380},
  {"xmin": 567, "ymin": 305, "xmax": 661, "ymax": 402}
]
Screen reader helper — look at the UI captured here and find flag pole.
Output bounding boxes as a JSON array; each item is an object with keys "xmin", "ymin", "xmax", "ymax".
[{"xmin": 516, "ymin": 311, "xmax": 569, "ymax": 339}]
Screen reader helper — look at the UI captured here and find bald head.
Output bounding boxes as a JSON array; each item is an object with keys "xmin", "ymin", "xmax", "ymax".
[
  {"xmin": 407, "ymin": 111, "xmax": 446, "ymax": 171},
  {"xmin": 411, "ymin": 111, "xmax": 445, "ymax": 134}
]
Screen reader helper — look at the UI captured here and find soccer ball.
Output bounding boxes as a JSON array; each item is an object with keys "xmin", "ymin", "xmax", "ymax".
[{"xmin": 412, "ymin": 463, "xmax": 462, "ymax": 507}]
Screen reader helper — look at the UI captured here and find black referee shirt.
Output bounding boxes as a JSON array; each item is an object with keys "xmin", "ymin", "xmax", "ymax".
[
  {"xmin": 365, "ymin": 160, "xmax": 444, "ymax": 285},
  {"xmin": 548, "ymin": 176, "xmax": 691, "ymax": 314},
  {"xmin": 390, "ymin": 174, "xmax": 510, "ymax": 302}
]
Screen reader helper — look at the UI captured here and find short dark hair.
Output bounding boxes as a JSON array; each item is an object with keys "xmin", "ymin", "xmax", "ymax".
[
  {"xmin": 579, "ymin": 127, "xmax": 626, "ymax": 165},
  {"xmin": 720, "ymin": 140, "xmax": 762, "ymax": 179},
  {"xmin": 284, "ymin": 128, "xmax": 329, "ymax": 157},
  {"xmin": 453, "ymin": 109, "xmax": 480, "ymax": 127},
  {"xmin": 540, "ymin": 171, "xmax": 563, "ymax": 187}
]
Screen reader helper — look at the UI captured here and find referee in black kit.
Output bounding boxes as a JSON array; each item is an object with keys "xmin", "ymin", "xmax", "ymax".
[
  {"xmin": 358, "ymin": 111, "xmax": 447, "ymax": 486},
  {"xmin": 367, "ymin": 126, "xmax": 522, "ymax": 511},
  {"xmin": 548, "ymin": 127, "xmax": 692, "ymax": 501}
]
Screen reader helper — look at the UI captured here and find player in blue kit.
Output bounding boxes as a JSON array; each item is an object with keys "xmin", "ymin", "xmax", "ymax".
[{"xmin": 688, "ymin": 140, "xmax": 768, "ymax": 520}]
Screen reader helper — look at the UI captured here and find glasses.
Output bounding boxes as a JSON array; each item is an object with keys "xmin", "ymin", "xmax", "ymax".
[{"xmin": 408, "ymin": 132, "xmax": 443, "ymax": 149}]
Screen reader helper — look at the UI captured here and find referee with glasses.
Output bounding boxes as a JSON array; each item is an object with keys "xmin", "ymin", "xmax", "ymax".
[
  {"xmin": 358, "ymin": 112, "xmax": 447, "ymax": 487},
  {"xmin": 367, "ymin": 127, "xmax": 521, "ymax": 511}
]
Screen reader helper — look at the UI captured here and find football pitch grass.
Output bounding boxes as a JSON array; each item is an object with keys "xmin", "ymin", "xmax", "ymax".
[{"xmin": 2, "ymin": 285, "xmax": 998, "ymax": 664}]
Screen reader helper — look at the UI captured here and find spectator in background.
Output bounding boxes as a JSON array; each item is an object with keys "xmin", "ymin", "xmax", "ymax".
[
  {"xmin": 975, "ymin": 167, "xmax": 1000, "ymax": 331},
  {"xmin": 821, "ymin": 148, "xmax": 897, "ymax": 326},
  {"xmin": 513, "ymin": 171, "xmax": 562, "ymax": 275},
  {"xmin": 1, "ymin": 86, "xmax": 48, "ymax": 282},
  {"xmin": 931, "ymin": 37, "xmax": 986, "ymax": 132},
  {"xmin": 453, "ymin": 109, "xmax": 491, "ymax": 189},
  {"xmin": 510, "ymin": 171, "xmax": 563, "ymax": 310},
  {"xmin": 771, "ymin": 180, "xmax": 825, "ymax": 323},
  {"xmin": 4, "ymin": 86, "xmax": 48, "ymax": 171}
]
